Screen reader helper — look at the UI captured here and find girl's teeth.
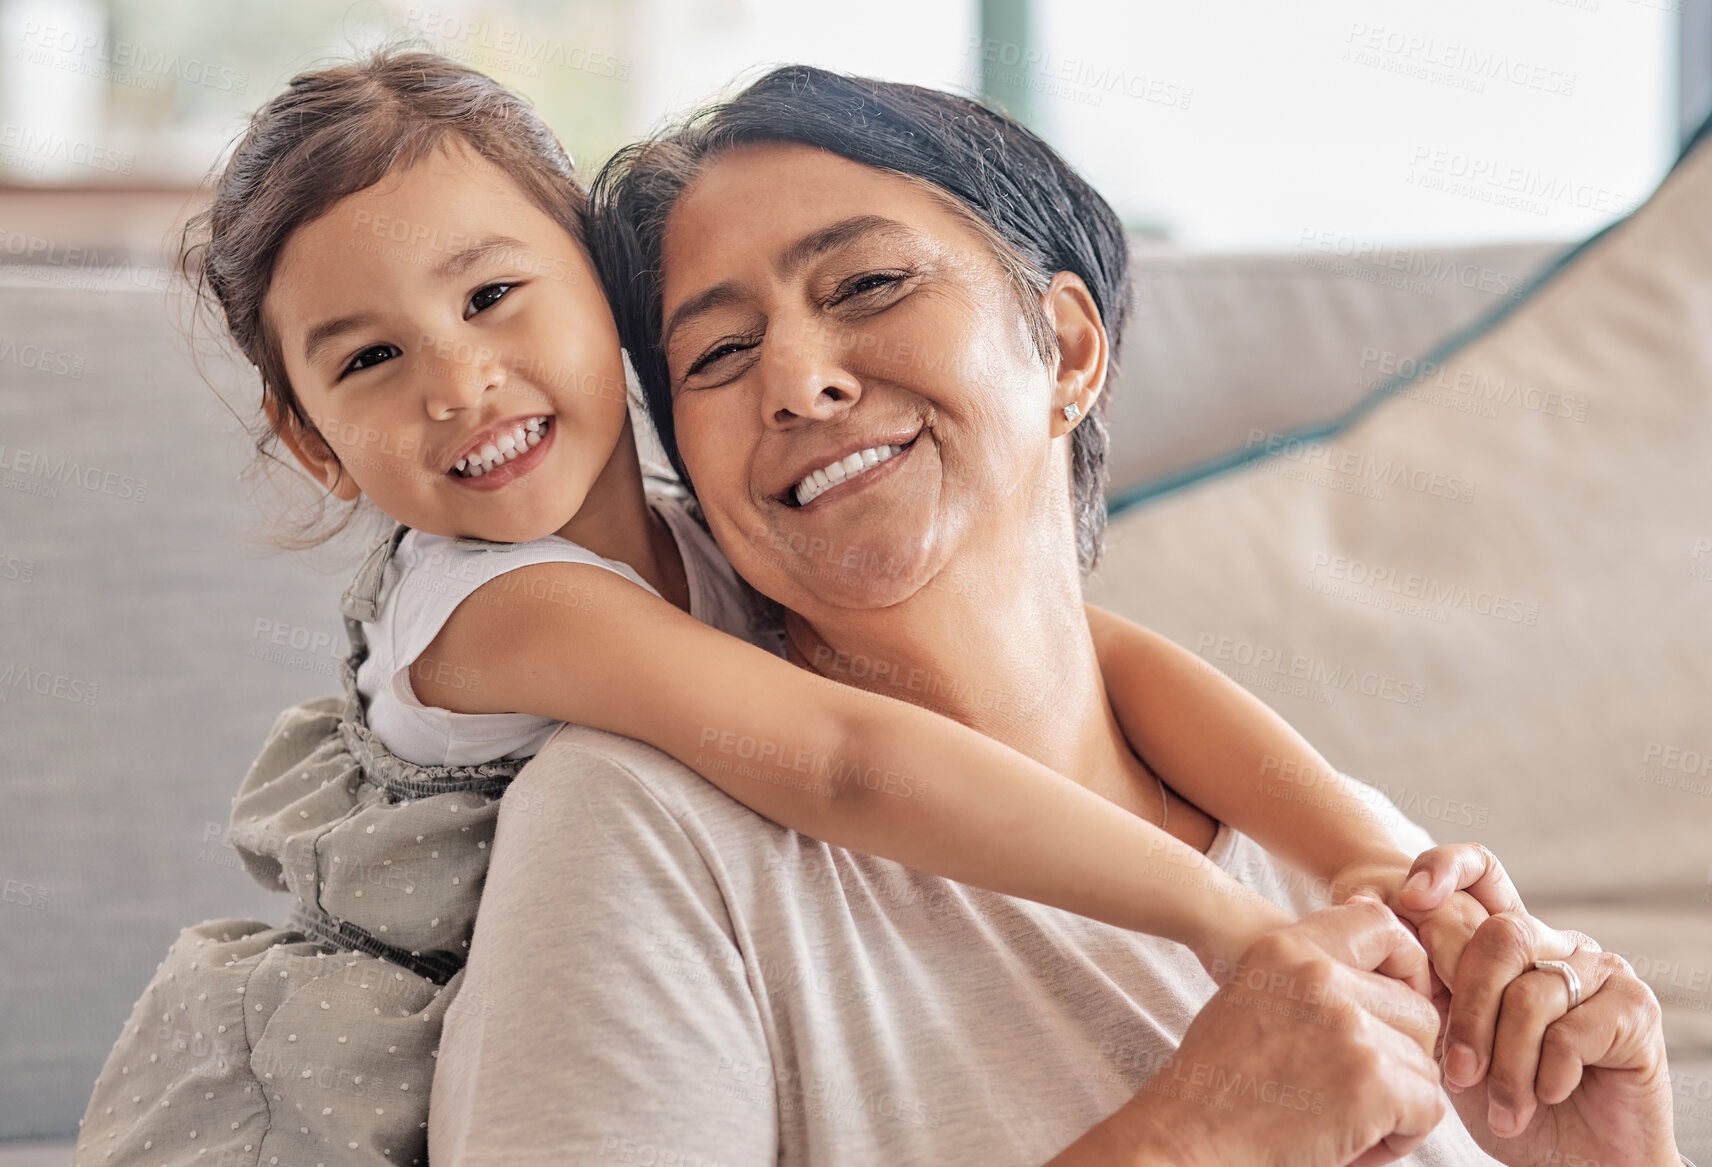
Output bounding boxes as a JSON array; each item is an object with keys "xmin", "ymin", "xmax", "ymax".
[{"xmin": 453, "ymin": 417, "xmax": 552, "ymax": 477}]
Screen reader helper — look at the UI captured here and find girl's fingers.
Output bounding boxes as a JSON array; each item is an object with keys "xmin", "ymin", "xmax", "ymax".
[
  {"xmin": 1409, "ymin": 890, "xmax": 1488, "ymax": 988},
  {"xmin": 1400, "ymin": 843, "xmax": 1526, "ymax": 916}
]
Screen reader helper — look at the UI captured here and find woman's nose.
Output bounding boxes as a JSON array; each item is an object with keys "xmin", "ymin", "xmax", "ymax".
[{"xmin": 758, "ymin": 329, "xmax": 862, "ymax": 428}]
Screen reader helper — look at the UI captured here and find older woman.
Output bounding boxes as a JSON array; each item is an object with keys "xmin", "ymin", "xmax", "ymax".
[{"xmin": 430, "ymin": 68, "xmax": 1682, "ymax": 1166}]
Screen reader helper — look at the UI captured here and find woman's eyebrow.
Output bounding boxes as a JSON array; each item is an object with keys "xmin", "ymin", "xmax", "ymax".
[
  {"xmin": 663, "ymin": 215, "xmax": 917, "ymax": 349},
  {"xmin": 775, "ymin": 214, "xmax": 914, "ymax": 277}
]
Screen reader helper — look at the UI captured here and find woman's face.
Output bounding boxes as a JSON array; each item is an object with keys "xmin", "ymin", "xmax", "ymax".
[{"xmin": 661, "ymin": 142, "xmax": 1081, "ymax": 615}]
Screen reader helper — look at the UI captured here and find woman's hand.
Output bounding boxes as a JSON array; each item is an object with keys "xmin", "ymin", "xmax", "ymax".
[
  {"xmin": 1408, "ymin": 845, "xmax": 1682, "ymax": 1167},
  {"xmin": 1087, "ymin": 898, "xmax": 1448, "ymax": 1167}
]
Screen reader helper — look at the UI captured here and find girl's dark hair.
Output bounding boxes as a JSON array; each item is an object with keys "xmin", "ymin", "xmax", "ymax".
[
  {"xmin": 180, "ymin": 47, "xmax": 584, "ymax": 547},
  {"xmin": 589, "ymin": 65, "xmax": 1132, "ymax": 572}
]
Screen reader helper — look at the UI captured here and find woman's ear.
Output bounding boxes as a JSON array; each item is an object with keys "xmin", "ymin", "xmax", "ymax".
[
  {"xmin": 1042, "ymin": 271, "xmax": 1107, "ymax": 436},
  {"xmin": 264, "ymin": 395, "xmax": 361, "ymax": 501}
]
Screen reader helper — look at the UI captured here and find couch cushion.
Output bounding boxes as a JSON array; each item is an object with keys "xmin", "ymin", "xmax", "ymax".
[
  {"xmin": 1087, "ymin": 110, "xmax": 1712, "ymax": 1105},
  {"xmin": 1107, "ymin": 237, "xmax": 1568, "ymax": 502}
]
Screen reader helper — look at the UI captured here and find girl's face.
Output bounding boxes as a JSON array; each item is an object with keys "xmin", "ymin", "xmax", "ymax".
[{"xmin": 264, "ymin": 137, "xmax": 631, "ymax": 544}]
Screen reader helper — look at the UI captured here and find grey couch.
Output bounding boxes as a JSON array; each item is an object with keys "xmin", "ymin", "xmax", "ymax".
[{"xmin": 0, "ymin": 230, "xmax": 1629, "ymax": 1161}]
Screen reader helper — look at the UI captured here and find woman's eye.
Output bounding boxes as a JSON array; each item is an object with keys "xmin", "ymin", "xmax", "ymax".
[
  {"xmin": 466, "ymin": 282, "xmax": 516, "ymax": 317},
  {"xmin": 341, "ymin": 344, "xmax": 400, "ymax": 377},
  {"xmin": 687, "ymin": 340, "xmax": 755, "ymax": 377},
  {"xmin": 832, "ymin": 271, "xmax": 906, "ymax": 304}
]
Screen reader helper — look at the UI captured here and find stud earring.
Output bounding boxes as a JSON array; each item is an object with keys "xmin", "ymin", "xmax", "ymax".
[{"xmin": 1063, "ymin": 402, "xmax": 1082, "ymax": 422}]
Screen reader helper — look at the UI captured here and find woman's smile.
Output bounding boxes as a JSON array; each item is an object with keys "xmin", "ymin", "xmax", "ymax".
[{"xmin": 782, "ymin": 432, "xmax": 919, "ymax": 509}]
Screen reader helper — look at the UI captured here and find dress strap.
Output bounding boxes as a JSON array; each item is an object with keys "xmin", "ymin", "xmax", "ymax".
[{"xmin": 339, "ymin": 522, "xmax": 408, "ymax": 623}]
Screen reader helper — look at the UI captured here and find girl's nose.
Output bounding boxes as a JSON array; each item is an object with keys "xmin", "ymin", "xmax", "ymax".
[{"xmin": 421, "ymin": 339, "xmax": 504, "ymax": 420}]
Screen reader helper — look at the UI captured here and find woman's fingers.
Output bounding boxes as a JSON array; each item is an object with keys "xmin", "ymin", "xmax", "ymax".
[
  {"xmin": 1346, "ymin": 1017, "xmax": 1453, "ymax": 1166},
  {"xmin": 1440, "ymin": 911, "xmax": 1581, "ymax": 1091},
  {"xmin": 1401, "ymin": 843, "xmax": 1526, "ymax": 917},
  {"xmin": 1483, "ymin": 946, "xmax": 1624, "ymax": 1135},
  {"xmin": 1293, "ymin": 896, "xmax": 1438, "ymax": 1046},
  {"xmin": 1530, "ymin": 961, "xmax": 1660, "ymax": 1105}
]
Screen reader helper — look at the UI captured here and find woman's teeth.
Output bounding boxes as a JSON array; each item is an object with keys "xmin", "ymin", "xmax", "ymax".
[
  {"xmin": 454, "ymin": 417, "xmax": 549, "ymax": 477},
  {"xmin": 793, "ymin": 443, "xmax": 903, "ymax": 506}
]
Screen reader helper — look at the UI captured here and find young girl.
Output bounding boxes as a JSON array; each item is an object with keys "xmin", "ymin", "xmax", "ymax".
[{"xmin": 79, "ymin": 49, "xmax": 1482, "ymax": 1167}]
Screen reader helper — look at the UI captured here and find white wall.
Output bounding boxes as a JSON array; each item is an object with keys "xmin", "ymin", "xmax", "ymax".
[{"xmin": 1033, "ymin": 0, "xmax": 1676, "ymax": 247}]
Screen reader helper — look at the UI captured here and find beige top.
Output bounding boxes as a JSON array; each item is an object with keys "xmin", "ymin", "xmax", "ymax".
[{"xmin": 430, "ymin": 725, "xmax": 1497, "ymax": 1165}]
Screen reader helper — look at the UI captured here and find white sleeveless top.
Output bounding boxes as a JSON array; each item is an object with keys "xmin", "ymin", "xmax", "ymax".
[{"xmin": 355, "ymin": 493, "xmax": 775, "ymax": 767}]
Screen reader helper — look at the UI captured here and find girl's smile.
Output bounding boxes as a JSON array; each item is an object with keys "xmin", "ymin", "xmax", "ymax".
[
  {"xmin": 262, "ymin": 137, "xmax": 635, "ymax": 549},
  {"xmin": 448, "ymin": 414, "xmax": 555, "ymax": 489}
]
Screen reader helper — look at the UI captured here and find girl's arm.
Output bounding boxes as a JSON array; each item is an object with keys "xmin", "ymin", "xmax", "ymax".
[
  {"xmin": 1084, "ymin": 605, "xmax": 1415, "ymax": 901},
  {"xmin": 414, "ymin": 561, "xmax": 1295, "ymax": 975}
]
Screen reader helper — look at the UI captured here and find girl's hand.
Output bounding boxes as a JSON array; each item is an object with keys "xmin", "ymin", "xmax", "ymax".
[{"xmin": 1393, "ymin": 843, "xmax": 1526, "ymax": 990}]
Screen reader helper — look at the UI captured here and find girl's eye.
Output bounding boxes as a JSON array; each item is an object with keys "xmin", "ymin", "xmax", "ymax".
[
  {"xmin": 341, "ymin": 344, "xmax": 400, "ymax": 378},
  {"xmin": 466, "ymin": 282, "xmax": 516, "ymax": 318},
  {"xmin": 831, "ymin": 270, "xmax": 906, "ymax": 304},
  {"xmin": 686, "ymin": 339, "xmax": 756, "ymax": 378}
]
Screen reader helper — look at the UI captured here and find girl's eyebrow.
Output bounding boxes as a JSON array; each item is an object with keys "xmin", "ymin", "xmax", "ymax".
[
  {"xmin": 435, "ymin": 234, "xmax": 531, "ymax": 279},
  {"xmin": 304, "ymin": 312, "xmax": 377, "ymax": 366}
]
